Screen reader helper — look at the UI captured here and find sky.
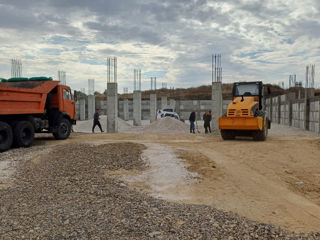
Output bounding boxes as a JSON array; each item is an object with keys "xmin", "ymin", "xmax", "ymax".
[{"xmin": 0, "ymin": 0, "xmax": 319, "ymax": 93}]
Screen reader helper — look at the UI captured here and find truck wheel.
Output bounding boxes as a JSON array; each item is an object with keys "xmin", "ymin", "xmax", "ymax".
[
  {"xmin": 221, "ymin": 130, "xmax": 235, "ymax": 140},
  {"xmin": 53, "ymin": 118, "xmax": 71, "ymax": 140},
  {"xmin": 0, "ymin": 121, "xmax": 13, "ymax": 152},
  {"xmin": 13, "ymin": 121, "xmax": 35, "ymax": 147}
]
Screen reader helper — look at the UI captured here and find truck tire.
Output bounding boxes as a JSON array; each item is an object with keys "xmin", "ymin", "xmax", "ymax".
[
  {"xmin": 53, "ymin": 118, "xmax": 71, "ymax": 140},
  {"xmin": 0, "ymin": 121, "xmax": 13, "ymax": 152},
  {"xmin": 221, "ymin": 130, "xmax": 235, "ymax": 140},
  {"xmin": 13, "ymin": 121, "xmax": 35, "ymax": 148}
]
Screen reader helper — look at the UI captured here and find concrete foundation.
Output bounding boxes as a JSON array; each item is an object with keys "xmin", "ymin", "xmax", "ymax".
[
  {"xmin": 150, "ymin": 94, "xmax": 157, "ymax": 123},
  {"xmin": 88, "ymin": 95, "xmax": 95, "ymax": 120},
  {"xmin": 161, "ymin": 96, "xmax": 167, "ymax": 109},
  {"xmin": 107, "ymin": 82, "xmax": 118, "ymax": 133},
  {"xmin": 211, "ymin": 82, "xmax": 222, "ymax": 134},
  {"xmin": 133, "ymin": 91, "xmax": 142, "ymax": 126},
  {"xmin": 79, "ymin": 98, "xmax": 86, "ymax": 121},
  {"xmin": 123, "ymin": 99, "xmax": 129, "ymax": 121}
]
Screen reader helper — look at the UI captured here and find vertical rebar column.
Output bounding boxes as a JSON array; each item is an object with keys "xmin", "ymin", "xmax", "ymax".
[
  {"xmin": 11, "ymin": 59, "xmax": 22, "ymax": 78},
  {"xmin": 58, "ymin": 71, "xmax": 66, "ymax": 85},
  {"xmin": 150, "ymin": 93, "xmax": 157, "ymax": 123},
  {"xmin": 133, "ymin": 69, "xmax": 142, "ymax": 126},
  {"xmin": 106, "ymin": 57, "xmax": 118, "ymax": 133},
  {"xmin": 211, "ymin": 53, "xmax": 222, "ymax": 133},
  {"xmin": 88, "ymin": 79, "xmax": 95, "ymax": 120},
  {"xmin": 211, "ymin": 82, "xmax": 222, "ymax": 134}
]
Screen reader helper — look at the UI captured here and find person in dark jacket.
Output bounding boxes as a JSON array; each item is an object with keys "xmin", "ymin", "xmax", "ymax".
[
  {"xmin": 189, "ymin": 110, "xmax": 196, "ymax": 133},
  {"xmin": 203, "ymin": 110, "xmax": 212, "ymax": 133},
  {"xmin": 92, "ymin": 110, "xmax": 104, "ymax": 133}
]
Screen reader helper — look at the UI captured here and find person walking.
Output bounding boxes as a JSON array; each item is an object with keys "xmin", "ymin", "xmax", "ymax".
[
  {"xmin": 189, "ymin": 110, "xmax": 196, "ymax": 134},
  {"xmin": 92, "ymin": 109, "xmax": 104, "ymax": 133},
  {"xmin": 203, "ymin": 110, "xmax": 212, "ymax": 133}
]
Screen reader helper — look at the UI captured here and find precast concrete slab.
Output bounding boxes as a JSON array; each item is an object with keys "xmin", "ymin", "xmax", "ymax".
[
  {"xmin": 79, "ymin": 98, "xmax": 86, "ymax": 121},
  {"xmin": 88, "ymin": 95, "xmax": 95, "ymax": 120},
  {"xmin": 123, "ymin": 99, "xmax": 129, "ymax": 121}
]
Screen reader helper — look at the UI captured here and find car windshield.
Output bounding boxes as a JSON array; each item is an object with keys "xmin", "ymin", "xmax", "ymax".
[
  {"xmin": 163, "ymin": 108, "xmax": 173, "ymax": 112},
  {"xmin": 235, "ymin": 84, "xmax": 259, "ymax": 96}
]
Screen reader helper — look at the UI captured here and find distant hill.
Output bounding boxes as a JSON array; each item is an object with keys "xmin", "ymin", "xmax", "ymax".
[
  {"xmin": 117, "ymin": 84, "xmax": 286, "ymax": 100},
  {"xmin": 90, "ymin": 84, "xmax": 319, "ymax": 101}
]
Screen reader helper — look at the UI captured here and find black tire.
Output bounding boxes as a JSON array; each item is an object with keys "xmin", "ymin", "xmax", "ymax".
[
  {"xmin": 53, "ymin": 118, "xmax": 71, "ymax": 140},
  {"xmin": 13, "ymin": 121, "xmax": 35, "ymax": 148},
  {"xmin": 253, "ymin": 119, "xmax": 268, "ymax": 141},
  {"xmin": 221, "ymin": 130, "xmax": 235, "ymax": 140},
  {"xmin": 0, "ymin": 121, "xmax": 13, "ymax": 152}
]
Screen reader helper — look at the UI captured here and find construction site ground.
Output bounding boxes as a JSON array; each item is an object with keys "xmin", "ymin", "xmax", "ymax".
[{"xmin": 1, "ymin": 118, "xmax": 320, "ymax": 238}]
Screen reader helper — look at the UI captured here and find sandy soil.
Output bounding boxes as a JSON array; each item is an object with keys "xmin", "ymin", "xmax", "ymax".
[{"xmin": 2, "ymin": 119, "xmax": 320, "ymax": 234}]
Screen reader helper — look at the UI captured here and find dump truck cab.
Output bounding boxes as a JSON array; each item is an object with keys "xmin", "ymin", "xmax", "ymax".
[
  {"xmin": 219, "ymin": 81, "xmax": 270, "ymax": 141},
  {"xmin": 50, "ymin": 84, "xmax": 76, "ymax": 121}
]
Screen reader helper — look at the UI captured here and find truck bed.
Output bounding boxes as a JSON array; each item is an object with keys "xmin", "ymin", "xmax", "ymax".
[{"xmin": 0, "ymin": 81, "xmax": 59, "ymax": 115}]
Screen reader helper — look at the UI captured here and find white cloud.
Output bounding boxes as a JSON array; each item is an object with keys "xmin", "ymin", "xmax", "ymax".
[{"xmin": 0, "ymin": 0, "xmax": 319, "ymax": 92}]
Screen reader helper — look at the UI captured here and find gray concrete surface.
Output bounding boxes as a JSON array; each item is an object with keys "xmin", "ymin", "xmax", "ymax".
[{"xmin": 107, "ymin": 82, "xmax": 118, "ymax": 133}]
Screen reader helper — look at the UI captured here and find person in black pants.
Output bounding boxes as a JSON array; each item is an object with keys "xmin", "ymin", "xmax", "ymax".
[
  {"xmin": 189, "ymin": 110, "xmax": 196, "ymax": 133},
  {"xmin": 92, "ymin": 110, "xmax": 104, "ymax": 133},
  {"xmin": 203, "ymin": 110, "xmax": 212, "ymax": 133}
]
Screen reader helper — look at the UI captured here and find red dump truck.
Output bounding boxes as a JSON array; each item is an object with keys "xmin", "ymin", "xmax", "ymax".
[{"xmin": 0, "ymin": 77, "xmax": 76, "ymax": 152}]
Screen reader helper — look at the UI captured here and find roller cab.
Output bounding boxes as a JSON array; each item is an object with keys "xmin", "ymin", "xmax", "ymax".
[{"xmin": 219, "ymin": 81, "xmax": 271, "ymax": 141}]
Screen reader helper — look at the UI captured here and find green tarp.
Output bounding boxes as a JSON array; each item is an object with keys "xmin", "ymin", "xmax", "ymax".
[
  {"xmin": 7, "ymin": 77, "xmax": 29, "ymax": 82},
  {"xmin": 0, "ymin": 77, "xmax": 53, "ymax": 82},
  {"xmin": 29, "ymin": 77, "xmax": 53, "ymax": 81}
]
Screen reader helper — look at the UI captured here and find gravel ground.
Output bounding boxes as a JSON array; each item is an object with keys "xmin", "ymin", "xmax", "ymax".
[{"xmin": 1, "ymin": 142, "xmax": 319, "ymax": 239}]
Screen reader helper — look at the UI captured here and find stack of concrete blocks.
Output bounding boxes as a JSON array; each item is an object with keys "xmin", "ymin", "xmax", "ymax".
[
  {"xmin": 211, "ymin": 82, "xmax": 223, "ymax": 134},
  {"xmin": 292, "ymin": 101, "xmax": 302, "ymax": 128},
  {"xmin": 107, "ymin": 82, "xmax": 118, "ymax": 133},
  {"xmin": 169, "ymin": 99, "xmax": 176, "ymax": 110},
  {"xmin": 309, "ymin": 100, "xmax": 320, "ymax": 133},
  {"xmin": 75, "ymin": 101, "xmax": 80, "ymax": 120},
  {"xmin": 150, "ymin": 94, "xmax": 157, "ymax": 123},
  {"xmin": 79, "ymin": 98, "xmax": 86, "ymax": 121},
  {"xmin": 304, "ymin": 88, "xmax": 315, "ymax": 131},
  {"xmin": 87, "ymin": 95, "xmax": 95, "ymax": 120},
  {"xmin": 133, "ymin": 91, "xmax": 142, "ymax": 126},
  {"xmin": 279, "ymin": 93, "xmax": 295, "ymax": 126},
  {"xmin": 271, "ymin": 96, "xmax": 280, "ymax": 124},
  {"xmin": 280, "ymin": 95, "xmax": 289, "ymax": 125},
  {"xmin": 299, "ymin": 101, "xmax": 305, "ymax": 129},
  {"xmin": 142, "ymin": 100, "xmax": 150, "ymax": 120},
  {"xmin": 265, "ymin": 98, "xmax": 272, "ymax": 121},
  {"xmin": 123, "ymin": 99, "xmax": 129, "ymax": 121},
  {"xmin": 161, "ymin": 96, "xmax": 168, "ymax": 109}
]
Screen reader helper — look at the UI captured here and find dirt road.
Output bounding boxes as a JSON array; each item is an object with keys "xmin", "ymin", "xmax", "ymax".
[{"xmin": 1, "ymin": 127, "xmax": 320, "ymax": 234}]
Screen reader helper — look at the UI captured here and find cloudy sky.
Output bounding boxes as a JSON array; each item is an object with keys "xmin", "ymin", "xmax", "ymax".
[{"xmin": 0, "ymin": 0, "xmax": 319, "ymax": 93}]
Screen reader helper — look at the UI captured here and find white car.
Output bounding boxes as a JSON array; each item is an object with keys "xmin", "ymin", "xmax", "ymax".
[{"xmin": 156, "ymin": 108, "xmax": 180, "ymax": 120}]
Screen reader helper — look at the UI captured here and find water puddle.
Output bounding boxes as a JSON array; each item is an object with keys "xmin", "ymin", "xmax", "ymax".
[{"xmin": 122, "ymin": 143, "xmax": 198, "ymax": 200}]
